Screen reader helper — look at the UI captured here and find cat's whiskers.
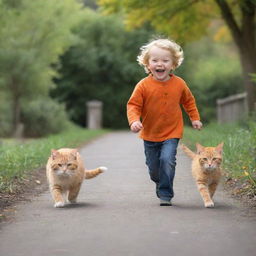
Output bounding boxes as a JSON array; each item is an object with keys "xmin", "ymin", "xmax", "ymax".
[{"xmin": 203, "ymin": 164, "xmax": 217, "ymax": 171}]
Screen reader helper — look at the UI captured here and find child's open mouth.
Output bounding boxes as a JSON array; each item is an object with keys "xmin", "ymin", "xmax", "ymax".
[{"xmin": 156, "ymin": 69, "xmax": 165, "ymax": 73}]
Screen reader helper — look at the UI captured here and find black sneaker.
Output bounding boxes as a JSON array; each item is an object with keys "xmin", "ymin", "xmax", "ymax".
[{"xmin": 160, "ymin": 199, "xmax": 172, "ymax": 206}]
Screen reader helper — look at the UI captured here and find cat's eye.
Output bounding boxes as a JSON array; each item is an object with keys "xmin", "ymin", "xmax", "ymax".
[
  {"xmin": 58, "ymin": 164, "xmax": 62, "ymax": 167},
  {"xmin": 212, "ymin": 158, "xmax": 217, "ymax": 161},
  {"xmin": 67, "ymin": 163, "xmax": 73, "ymax": 167},
  {"xmin": 203, "ymin": 158, "xmax": 208, "ymax": 161}
]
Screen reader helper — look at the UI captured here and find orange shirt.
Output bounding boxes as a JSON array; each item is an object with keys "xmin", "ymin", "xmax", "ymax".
[{"xmin": 127, "ymin": 74, "xmax": 200, "ymax": 142}]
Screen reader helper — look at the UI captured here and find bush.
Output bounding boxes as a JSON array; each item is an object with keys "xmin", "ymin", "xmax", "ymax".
[
  {"xmin": 21, "ymin": 98, "xmax": 70, "ymax": 137},
  {"xmin": 51, "ymin": 11, "xmax": 152, "ymax": 129}
]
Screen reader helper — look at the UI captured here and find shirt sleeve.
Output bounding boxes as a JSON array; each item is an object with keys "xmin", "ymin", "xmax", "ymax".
[
  {"xmin": 180, "ymin": 84, "xmax": 200, "ymax": 121},
  {"xmin": 127, "ymin": 83, "xmax": 144, "ymax": 126}
]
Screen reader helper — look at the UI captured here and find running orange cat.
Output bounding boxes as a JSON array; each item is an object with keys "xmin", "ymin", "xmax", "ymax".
[
  {"xmin": 46, "ymin": 148, "xmax": 107, "ymax": 208},
  {"xmin": 181, "ymin": 143, "xmax": 224, "ymax": 208}
]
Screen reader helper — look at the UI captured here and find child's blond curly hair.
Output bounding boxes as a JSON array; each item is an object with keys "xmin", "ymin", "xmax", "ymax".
[{"xmin": 137, "ymin": 38, "xmax": 184, "ymax": 74}]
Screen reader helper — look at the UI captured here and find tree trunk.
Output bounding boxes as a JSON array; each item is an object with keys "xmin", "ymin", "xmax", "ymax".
[
  {"xmin": 9, "ymin": 77, "xmax": 22, "ymax": 136},
  {"xmin": 215, "ymin": 0, "xmax": 256, "ymax": 112},
  {"xmin": 12, "ymin": 94, "xmax": 21, "ymax": 134},
  {"xmin": 239, "ymin": 45, "xmax": 256, "ymax": 112}
]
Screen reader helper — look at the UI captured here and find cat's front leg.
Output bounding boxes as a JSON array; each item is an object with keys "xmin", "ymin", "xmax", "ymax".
[
  {"xmin": 209, "ymin": 182, "xmax": 218, "ymax": 199},
  {"xmin": 51, "ymin": 185, "xmax": 65, "ymax": 208},
  {"xmin": 197, "ymin": 183, "xmax": 214, "ymax": 208},
  {"xmin": 68, "ymin": 183, "xmax": 82, "ymax": 204}
]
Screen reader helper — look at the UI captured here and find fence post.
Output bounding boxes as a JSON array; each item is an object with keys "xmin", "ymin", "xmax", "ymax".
[
  {"xmin": 14, "ymin": 122, "xmax": 24, "ymax": 139},
  {"xmin": 86, "ymin": 100, "xmax": 103, "ymax": 129}
]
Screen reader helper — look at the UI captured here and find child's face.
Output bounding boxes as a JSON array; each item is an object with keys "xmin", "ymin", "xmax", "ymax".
[{"xmin": 147, "ymin": 46, "xmax": 174, "ymax": 82}]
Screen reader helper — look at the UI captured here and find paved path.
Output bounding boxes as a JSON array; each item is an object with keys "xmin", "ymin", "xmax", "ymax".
[{"xmin": 0, "ymin": 132, "xmax": 255, "ymax": 256}]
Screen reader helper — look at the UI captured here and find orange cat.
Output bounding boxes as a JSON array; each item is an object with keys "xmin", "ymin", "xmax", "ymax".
[
  {"xmin": 46, "ymin": 148, "xmax": 107, "ymax": 208},
  {"xmin": 181, "ymin": 143, "xmax": 224, "ymax": 208}
]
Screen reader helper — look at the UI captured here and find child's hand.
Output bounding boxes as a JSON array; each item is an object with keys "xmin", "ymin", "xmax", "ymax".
[
  {"xmin": 192, "ymin": 120, "xmax": 203, "ymax": 130},
  {"xmin": 130, "ymin": 121, "xmax": 143, "ymax": 133}
]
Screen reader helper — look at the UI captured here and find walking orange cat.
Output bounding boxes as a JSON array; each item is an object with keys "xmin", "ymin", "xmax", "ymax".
[
  {"xmin": 181, "ymin": 143, "xmax": 224, "ymax": 208},
  {"xmin": 46, "ymin": 148, "xmax": 107, "ymax": 208}
]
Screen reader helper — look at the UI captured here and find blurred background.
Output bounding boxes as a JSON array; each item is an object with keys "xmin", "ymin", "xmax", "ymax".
[
  {"xmin": 0, "ymin": 0, "xmax": 255, "ymax": 137},
  {"xmin": 0, "ymin": 0, "xmax": 255, "ymax": 200}
]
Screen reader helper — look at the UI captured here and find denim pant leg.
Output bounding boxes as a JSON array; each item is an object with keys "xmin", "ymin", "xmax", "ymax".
[
  {"xmin": 144, "ymin": 141, "xmax": 161, "ymax": 197},
  {"xmin": 158, "ymin": 138, "xmax": 179, "ymax": 201}
]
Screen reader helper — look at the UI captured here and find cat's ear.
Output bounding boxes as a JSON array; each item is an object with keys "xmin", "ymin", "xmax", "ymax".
[
  {"xmin": 71, "ymin": 149, "xmax": 78, "ymax": 160},
  {"xmin": 51, "ymin": 149, "xmax": 59, "ymax": 160},
  {"xmin": 215, "ymin": 142, "xmax": 224, "ymax": 154},
  {"xmin": 196, "ymin": 143, "xmax": 204, "ymax": 154}
]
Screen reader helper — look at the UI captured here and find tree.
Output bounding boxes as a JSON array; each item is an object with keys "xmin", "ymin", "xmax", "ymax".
[
  {"xmin": 98, "ymin": 0, "xmax": 256, "ymax": 112},
  {"xmin": 0, "ymin": 0, "xmax": 83, "ymax": 134},
  {"xmin": 51, "ymin": 10, "xmax": 152, "ymax": 128}
]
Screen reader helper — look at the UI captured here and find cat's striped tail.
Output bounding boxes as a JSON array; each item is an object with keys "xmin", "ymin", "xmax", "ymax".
[
  {"xmin": 180, "ymin": 144, "xmax": 196, "ymax": 159},
  {"xmin": 85, "ymin": 166, "xmax": 107, "ymax": 179}
]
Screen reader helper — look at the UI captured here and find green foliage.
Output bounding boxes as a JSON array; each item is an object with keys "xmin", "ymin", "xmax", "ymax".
[
  {"xmin": 177, "ymin": 38, "xmax": 242, "ymax": 123},
  {"xmin": 21, "ymin": 98, "xmax": 70, "ymax": 137},
  {"xmin": 0, "ymin": 92, "xmax": 12, "ymax": 136},
  {"xmin": 98, "ymin": 0, "xmax": 217, "ymax": 42},
  {"xmin": 0, "ymin": 0, "xmax": 83, "ymax": 93},
  {"xmin": 0, "ymin": 0, "xmax": 84, "ymax": 131},
  {"xmin": 52, "ymin": 10, "xmax": 152, "ymax": 128},
  {"xmin": 251, "ymin": 73, "xmax": 256, "ymax": 83},
  {"xmin": 0, "ymin": 125, "xmax": 107, "ymax": 192}
]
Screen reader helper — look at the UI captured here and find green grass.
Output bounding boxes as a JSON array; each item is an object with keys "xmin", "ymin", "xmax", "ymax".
[
  {"xmin": 0, "ymin": 125, "xmax": 108, "ymax": 192},
  {"xmin": 182, "ymin": 122, "xmax": 256, "ymax": 193}
]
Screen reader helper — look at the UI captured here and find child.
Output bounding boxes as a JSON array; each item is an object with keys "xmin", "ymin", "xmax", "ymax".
[{"xmin": 127, "ymin": 38, "xmax": 202, "ymax": 206}]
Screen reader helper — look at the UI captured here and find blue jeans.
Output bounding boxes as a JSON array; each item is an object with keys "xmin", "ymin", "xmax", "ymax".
[{"xmin": 144, "ymin": 138, "xmax": 179, "ymax": 201}]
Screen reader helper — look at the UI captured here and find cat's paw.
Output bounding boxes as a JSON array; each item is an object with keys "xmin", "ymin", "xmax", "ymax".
[
  {"xmin": 204, "ymin": 201, "xmax": 214, "ymax": 208},
  {"xmin": 54, "ymin": 201, "xmax": 65, "ymax": 208},
  {"xmin": 69, "ymin": 200, "xmax": 77, "ymax": 204}
]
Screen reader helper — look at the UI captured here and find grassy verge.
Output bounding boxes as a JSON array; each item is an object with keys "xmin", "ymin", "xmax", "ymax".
[
  {"xmin": 182, "ymin": 122, "xmax": 256, "ymax": 197},
  {"xmin": 0, "ymin": 125, "xmax": 108, "ymax": 192}
]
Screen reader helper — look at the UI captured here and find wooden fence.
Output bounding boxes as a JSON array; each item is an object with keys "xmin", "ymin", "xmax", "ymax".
[{"xmin": 216, "ymin": 92, "xmax": 248, "ymax": 124}]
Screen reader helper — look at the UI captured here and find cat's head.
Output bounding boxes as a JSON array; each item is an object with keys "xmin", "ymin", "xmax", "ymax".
[
  {"xmin": 196, "ymin": 142, "xmax": 224, "ymax": 171},
  {"xmin": 49, "ymin": 149, "xmax": 79, "ymax": 177}
]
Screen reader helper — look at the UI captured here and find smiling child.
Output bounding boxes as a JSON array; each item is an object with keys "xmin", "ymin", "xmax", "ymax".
[{"xmin": 127, "ymin": 38, "xmax": 202, "ymax": 206}]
